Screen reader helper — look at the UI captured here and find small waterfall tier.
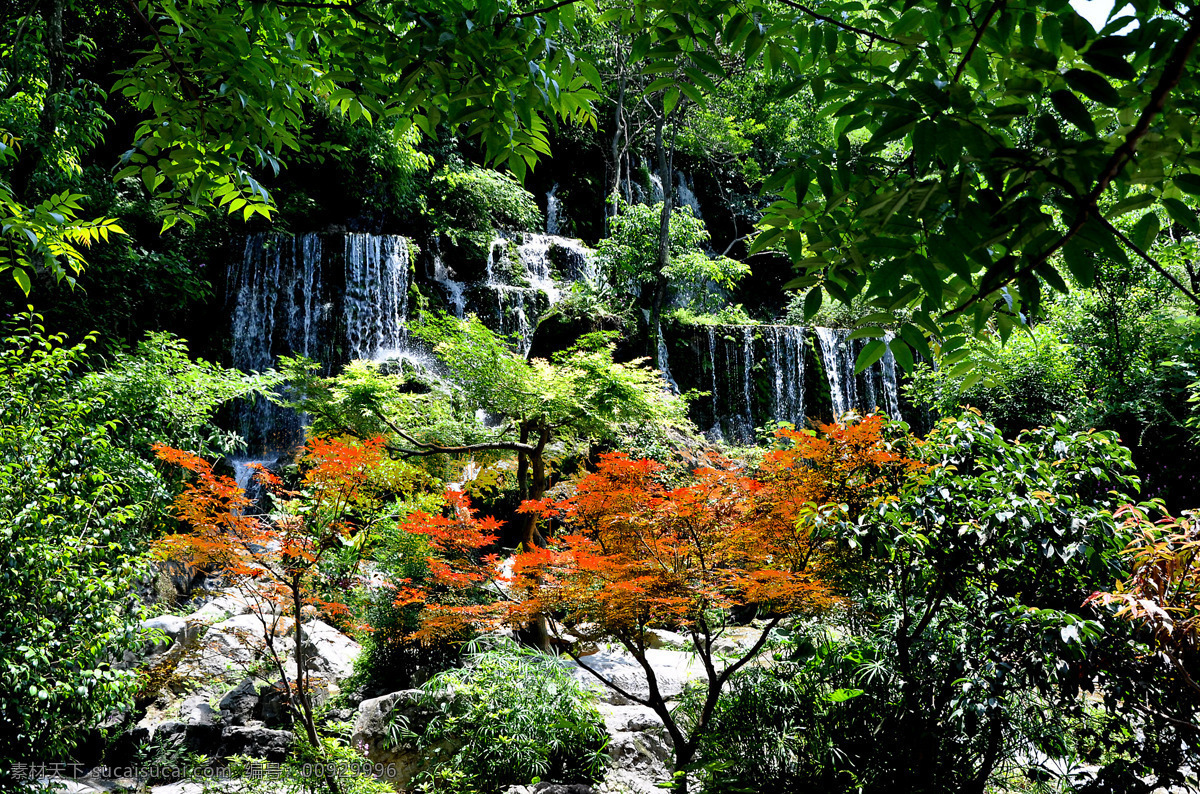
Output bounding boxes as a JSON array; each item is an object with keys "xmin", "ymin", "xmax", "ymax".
[
  {"xmin": 229, "ymin": 232, "xmax": 417, "ymax": 453},
  {"xmin": 230, "ymin": 232, "xmax": 415, "ymax": 371},
  {"xmin": 451, "ymin": 232, "xmax": 597, "ymax": 355},
  {"xmin": 663, "ymin": 323, "xmax": 903, "ymax": 443}
]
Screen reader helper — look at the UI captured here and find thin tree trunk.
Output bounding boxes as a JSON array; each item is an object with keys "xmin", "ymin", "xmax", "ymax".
[
  {"xmin": 10, "ymin": 0, "xmax": 65, "ymax": 199},
  {"xmin": 650, "ymin": 110, "xmax": 675, "ymax": 371},
  {"xmin": 609, "ymin": 39, "xmax": 628, "ymax": 223}
]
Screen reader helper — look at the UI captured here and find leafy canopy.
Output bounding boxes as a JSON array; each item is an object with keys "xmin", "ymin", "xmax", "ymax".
[{"xmin": 753, "ymin": 0, "xmax": 1200, "ymax": 371}]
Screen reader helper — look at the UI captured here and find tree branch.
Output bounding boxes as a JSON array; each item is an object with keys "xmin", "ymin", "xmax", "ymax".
[
  {"xmin": 952, "ymin": 0, "xmax": 1005, "ymax": 84},
  {"xmin": 774, "ymin": 0, "xmax": 901, "ymax": 45},
  {"xmin": 944, "ymin": 7, "xmax": 1200, "ymax": 319},
  {"xmin": 1100, "ymin": 215, "xmax": 1200, "ymax": 308}
]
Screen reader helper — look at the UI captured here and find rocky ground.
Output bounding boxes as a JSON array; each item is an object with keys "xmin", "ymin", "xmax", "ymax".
[{"xmin": 34, "ymin": 588, "xmax": 774, "ymax": 794}]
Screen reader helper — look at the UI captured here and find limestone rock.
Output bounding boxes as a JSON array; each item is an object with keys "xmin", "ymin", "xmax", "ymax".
[
  {"xmin": 219, "ymin": 726, "xmax": 292, "ymax": 761},
  {"xmin": 178, "ymin": 694, "xmax": 217, "ymax": 726},
  {"xmin": 298, "ymin": 619, "xmax": 361, "ymax": 681},
  {"xmin": 567, "ymin": 646, "xmax": 705, "ymax": 705},
  {"xmin": 352, "ymin": 689, "xmax": 454, "ymax": 789},
  {"xmin": 218, "ymin": 679, "xmax": 261, "ymax": 726}
]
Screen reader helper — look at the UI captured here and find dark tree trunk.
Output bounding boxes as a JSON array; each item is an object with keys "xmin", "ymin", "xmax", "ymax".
[
  {"xmin": 650, "ymin": 110, "xmax": 675, "ymax": 372},
  {"xmin": 10, "ymin": 0, "xmax": 66, "ymax": 200}
]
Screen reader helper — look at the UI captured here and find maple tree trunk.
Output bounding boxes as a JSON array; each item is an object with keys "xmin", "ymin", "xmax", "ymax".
[{"xmin": 292, "ymin": 572, "xmax": 341, "ymax": 794}]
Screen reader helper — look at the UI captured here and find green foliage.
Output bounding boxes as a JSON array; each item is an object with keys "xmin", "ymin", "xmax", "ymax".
[
  {"xmin": 687, "ymin": 414, "xmax": 1200, "ymax": 792},
  {"xmin": 416, "ymin": 315, "xmax": 689, "ymax": 444},
  {"xmin": 905, "ymin": 326, "xmax": 1083, "ymax": 437},
  {"xmin": 394, "ymin": 642, "xmax": 608, "ymax": 793},
  {"xmin": 79, "ymin": 331, "xmax": 281, "ymax": 458},
  {"xmin": 0, "ymin": 317, "xmax": 146, "ymax": 776},
  {"xmin": 752, "ymin": 0, "xmax": 1200, "ymax": 367},
  {"xmin": 430, "ymin": 164, "xmax": 543, "ymax": 234},
  {"xmin": 599, "ymin": 201, "xmax": 748, "ymax": 312},
  {"xmin": 0, "ymin": 173, "xmax": 125, "ymax": 295},
  {"xmin": 114, "ymin": 0, "xmax": 598, "ymax": 230}
]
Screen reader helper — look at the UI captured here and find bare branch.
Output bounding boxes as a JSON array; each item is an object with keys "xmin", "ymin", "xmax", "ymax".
[{"xmin": 774, "ymin": 0, "xmax": 901, "ymax": 45}]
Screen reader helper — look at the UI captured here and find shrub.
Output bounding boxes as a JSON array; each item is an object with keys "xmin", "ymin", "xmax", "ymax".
[
  {"xmin": 393, "ymin": 642, "xmax": 608, "ymax": 793},
  {"xmin": 904, "ymin": 325, "xmax": 1083, "ymax": 436},
  {"xmin": 430, "ymin": 165, "xmax": 543, "ymax": 233}
]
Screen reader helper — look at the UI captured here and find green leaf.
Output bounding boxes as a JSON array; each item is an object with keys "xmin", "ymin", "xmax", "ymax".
[
  {"xmin": 1131, "ymin": 212, "xmax": 1160, "ymax": 252},
  {"xmin": 1162, "ymin": 197, "xmax": 1200, "ymax": 233},
  {"xmin": 12, "ymin": 267, "xmax": 31, "ymax": 296},
  {"xmin": 1064, "ymin": 70, "xmax": 1121, "ymax": 108},
  {"xmin": 1173, "ymin": 173, "xmax": 1200, "ymax": 196},
  {"xmin": 854, "ymin": 340, "xmax": 887, "ymax": 374},
  {"xmin": 804, "ymin": 286, "xmax": 822, "ymax": 320},
  {"xmin": 1049, "ymin": 90, "xmax": 1096, "ymax": 136},
  {"xmin": 1062, "ymin": 238, "xmax": 1095, "ymax": 288},
  {"xmin": 889, "ymin": 338, "xmax": 914, "ymax": 373},
  {"xmin": 828, "ymin": 688, "xmax": 864, "ymax": 703}
]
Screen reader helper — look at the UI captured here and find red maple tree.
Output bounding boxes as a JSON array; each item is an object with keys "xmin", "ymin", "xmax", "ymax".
[
  {"xmin": 155, "ymin": 436, "xmax": 387, "ymax": 793},
  {"xmin": 393, "ymin": 417, "xmax": 922, "ymax": 791}
]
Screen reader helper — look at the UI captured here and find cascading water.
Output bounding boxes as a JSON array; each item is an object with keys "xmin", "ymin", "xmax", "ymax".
[
  {"xmin": 344, "ymin": 233, "xmax": 410, "ymax": 360},
  {"xmin": 432, "ymin": 253, "xmax": 466, "ymax": 318},
  {"xmin": 515, "ymin": 235, "xmax": 561, "ymax": 303},
  {"xmin": 765, "ymin": 326, "xmax": 806, "ymax": 426},
  {"xmin": 675, "ymin": 171, "xmax": 703, "ymax": 220},
  {"xmin": 879, "ymin": 335, "xmax": 901, "ymax": 417},
  {"xmin": 706, "ymin": 327, "xmax": 720, "ymax": 436},
  {"xmin": 815, "ymin": 328, "xmax": 858, "ymax": 419},
  {"xmin": 736, "ymin": 326, "xmax": 755, "ymax": 441},
  {"xmin": 546, "ymin": 183, "xmax": 562, "ymax": 235},
  {"xmin": 229, "ymin": 233, "xmax": 327, "ymax": 454}
]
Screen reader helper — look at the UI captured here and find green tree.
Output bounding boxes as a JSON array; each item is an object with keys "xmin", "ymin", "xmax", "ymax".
[
  {"xmin": 290, "ymin": 315, "xmax": 689, "ymax": 548},
  {"xmin": 599, "ymin": 200, "xmax": 749, "ymax": 316},
  {"xmin": 752, "ymin": 0, "xmax": 1200, "ymax": 373},
  {"xmin": 0, "ymin": 318, "xmax": 146, "ymax": 779}
]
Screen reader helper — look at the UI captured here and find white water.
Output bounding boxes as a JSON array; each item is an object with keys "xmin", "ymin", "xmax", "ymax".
[
  {"xmin": 345, "ymin": 233, "xmax": 410, "ymax": 360},
  {"xmin": 432, "ymin": 253, "xmax": 466, "ymax": 318},
  {"xmin": 546, "ymin": 183, "xmax": 562, "ymax": 236},
  {"xmin": 675, "ymin": 171, "xmax": 703, "ymax": 220},
  {"xmin": 815, "ymin": 328, "xmax": 858, "ymax": 419},
  {"xmin": 765, "ymin": 326, "xmax": 806, "ymax": 426}
]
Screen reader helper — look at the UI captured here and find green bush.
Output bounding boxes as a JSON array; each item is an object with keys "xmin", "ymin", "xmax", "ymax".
[
  {"xmin": 905, "ymin": 325, "xmax": 1083, "ymax": 436},
  {"xmin": 394, "ymin": 642, "xmax": 608, "ymax": 793},
  {"xmin": 598, "ymin": 201, "xmax": 748, "ymax": 314},
  {"xmin": 0, "ymin": 318, "xmax": 147, "ymax": 781},
  {"xmin": 429, "ymin": 165, "xmax": 543, "ymax": 233},
  {"xmin": 687, "ymin": 415, "xmax": 1199, "ymax": 793}
]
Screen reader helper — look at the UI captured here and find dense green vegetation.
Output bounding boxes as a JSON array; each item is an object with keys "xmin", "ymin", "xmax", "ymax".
[{"xmin": 4, "ymin": 0, "xmax": 1200, "ymax": 792}]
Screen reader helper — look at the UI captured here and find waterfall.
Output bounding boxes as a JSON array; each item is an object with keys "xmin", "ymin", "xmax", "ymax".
[
  {"xmin": 706, "ymin": 327, "xmax": 720, "ymax": 436},
  {"xmin": 230, "ymin": 457, "xmax": 276, "ymax": 492},
  {"xmin": 487, "ymin": 238, "xmax": 508, "ymax": 284},
  {"xmin": 765, "ymin": 326, "xmax": 806, "ymax": 426},
  {"xmin": 675, "ymin": 171, "xmax": 703, "ymax": 220},
  {"xmin": 879, "ymin": 334, "xmax": 901, "ymax": 417},
  {"xmin": 648, "ymin": 171, "xmax": 665, "ymax": 204},
  {"xmin": 546, "ymin": 183, "xmax": 562, "ymax": 235},
  {"xmin": 514, "ymin": 234, "xmax": 562, "ymax": 303},
  {"xmin": 433, "ymin": 253, "xmax": 466, "ymax": 318},
  {"xmin": 344, "ymin": 233, "xmax": 411, "ymax": 360},
  {"xmin": 231, "ymin": 233, "xmax": 324, "ymax": 375},
  {"xmin": 736, "ymin": 327, "xmax": 755, "ymax": 441},
  {"xmin": 656, "ymin": 322, "xmax": 680, "ymax": 394},
  {"xmin": 492, "ymin": 286, "xmax": 534, "ymax": 357},
  {"xmin": 229, "ymin": 234, "xmax": 327, "ymax": 455},
  {"xmin": 815, "ymin": 328, "xmax": 858, "ymax": 419}
]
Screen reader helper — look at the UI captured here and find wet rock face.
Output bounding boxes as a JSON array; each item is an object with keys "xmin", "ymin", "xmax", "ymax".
[{"xmin": 662, "ymin": 321, "xmax": 904, "ymax": 442}]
